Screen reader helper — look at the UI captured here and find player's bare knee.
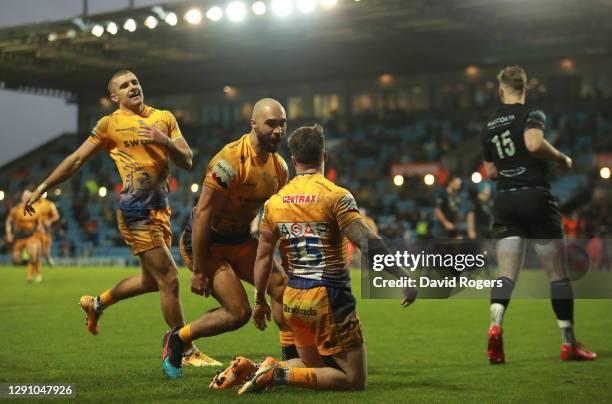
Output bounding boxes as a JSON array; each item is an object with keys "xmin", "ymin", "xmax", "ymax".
[
  {"xmin": 228, "ymin": 306, "xmax": 252, "ymax": 329},
  {"xmin": 157, "ymin": 271, "xmax": 179, "ymax": 294}
]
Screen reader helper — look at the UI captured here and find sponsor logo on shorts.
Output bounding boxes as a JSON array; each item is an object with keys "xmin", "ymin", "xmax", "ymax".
[{"xmin": 283, "ymin": 304, "xmax": 317, "ymax": 316}]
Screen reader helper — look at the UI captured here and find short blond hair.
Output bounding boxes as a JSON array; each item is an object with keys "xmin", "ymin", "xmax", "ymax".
[{"xmin": 497, "ymin": 66, "xmax": 527, "ymax": 95}]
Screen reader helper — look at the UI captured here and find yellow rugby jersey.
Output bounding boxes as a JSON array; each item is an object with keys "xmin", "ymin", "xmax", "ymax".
[
  {"xmin": 202, "ymin": 134, "xmax": 288, "ymax": 236},
  {"xmin": 9, "ymin": 203, "xmax": 42, "ymax": 237},
  {"xmin": 88, "ymin": 105, "xmax": 183, "ymax": 210},
  {"xmin": 260, "ymin": 173, "xmax": 362, "ymax": 288},
  {"xmin": 35, "ymin": 198, "xmax": 56, "ymax": 221}
]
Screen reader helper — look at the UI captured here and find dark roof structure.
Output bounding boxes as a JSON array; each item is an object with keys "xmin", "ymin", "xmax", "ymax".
[{"xmin": 1, "ymin": 0, "xmax": 611, "ymax": 101}]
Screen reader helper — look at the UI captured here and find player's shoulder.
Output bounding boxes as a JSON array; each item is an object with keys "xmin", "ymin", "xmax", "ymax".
[{"xmin": 273, "ymin": 153, "xmax": 289, "ymax": 172}]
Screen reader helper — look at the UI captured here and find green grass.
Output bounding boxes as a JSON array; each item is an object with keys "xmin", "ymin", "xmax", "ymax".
[{"xmin": 0, "ymin": 265, "xmax": 610, "ymax": 403}]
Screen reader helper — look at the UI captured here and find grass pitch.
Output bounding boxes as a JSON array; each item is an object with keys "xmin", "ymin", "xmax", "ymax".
[{"xmin": 0, "ymin": 265, "xmax": 610, "ymax": 403}]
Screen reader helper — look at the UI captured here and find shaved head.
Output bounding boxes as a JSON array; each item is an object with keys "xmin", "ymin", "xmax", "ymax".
[
  {"xmin": 250, "ymin": 98, "xmax": 287, "ymax": 154},
  {"xmin": 252, "ymin": 98, "xmax": 285, "ymax": 121}
]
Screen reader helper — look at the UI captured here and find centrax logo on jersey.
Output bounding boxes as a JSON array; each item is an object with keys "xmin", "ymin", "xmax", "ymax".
[{"xmin": 282, "ymin": 194, "xmax": 318, "ymax": 204}]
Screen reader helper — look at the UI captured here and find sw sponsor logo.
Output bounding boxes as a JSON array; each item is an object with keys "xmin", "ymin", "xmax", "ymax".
[
  {"xmin": 123, "ymin": 139, "xmax": 154, "ymax": 147},
  {"xmin": 282, "ymin": 194, "xmax": 318, "ymax": 204}
]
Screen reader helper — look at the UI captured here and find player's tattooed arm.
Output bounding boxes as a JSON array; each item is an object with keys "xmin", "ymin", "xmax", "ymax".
[
  {"xmin": 342, "ymin": 219, "xmax": 417, "ymax": 307},
  {"xmin": 524, "ymin": 128, "xmax": 572, "ymax": 169},
  {"xmin": 191, "ymin": 185, "xmax": 228, "ymax": 296},
  {"xmin": 25, "ymin": 140, "xmax": 100, "ymax": 215}
]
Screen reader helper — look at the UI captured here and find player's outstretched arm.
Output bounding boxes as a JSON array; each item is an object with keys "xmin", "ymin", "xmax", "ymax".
[
  {"xmin": 252, "ymin": 226, "xmax": 279, "ymax": 330},
  {"xmin": 24, "ymin": 140, "xmax": 100, "ymax": 215},
  {"xmin": 524, "ymin": 128, "xmax": 572, "ymax": 169},
  {"xmin": 342, "ymin": 219, "xmax": 417, "ymax": 307},
  {"xmin": 191, "ymin": 185, "xmax": 228, "ymax": 296}
]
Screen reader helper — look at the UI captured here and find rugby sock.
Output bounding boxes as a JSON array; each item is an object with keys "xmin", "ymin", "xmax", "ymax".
[
  {"xmin": 281, "ymin": 344, "xmax": 299, "ymax": 361},
  {"xmin": 26, "ymin": 262, "xmax": 34, "ymax": 281},
  {"xmin": 490, "ymin": 276, "xmax": 515, "ymax": 326},
  {"xmin": 550, "ymin": 279, "xmax": 575, "ymax": 346},
  {"xmin": 178, "ymin": 323, "xmax": 193, "ymax": 343},
  {"xmin": 94, "ymin": 289, "xmax": 116, "ymax": 312},
  {"xmin": 288, "ymin": 368, "xmax": 318, "ymax": 389}
]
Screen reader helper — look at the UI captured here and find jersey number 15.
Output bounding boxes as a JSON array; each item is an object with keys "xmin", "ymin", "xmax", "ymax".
[{"xmin": 491, "ymin": 130, "xmax": 516, "ymax": 159}]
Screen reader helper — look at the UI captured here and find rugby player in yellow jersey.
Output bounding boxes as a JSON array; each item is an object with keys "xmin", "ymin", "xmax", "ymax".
[
  {"xmin": 24, "ymin": 70, "xmax": 213, "ymax": 368},
  {"xmin": 34, "ymin": 195, "xmax": 60, "ymax": 267},
  {"xmin": 164, "ymin": 98, "xmax": 293, "ymax": 380},
  {"xmin": 236, "ymin": 124, "xmax": 415, "ymax": 394},
  {"xmin": 6, "ymin": 190, "xmax": 43, "ymax": 282}
]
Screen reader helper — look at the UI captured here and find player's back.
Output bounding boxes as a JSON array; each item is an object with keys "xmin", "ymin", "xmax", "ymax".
[
  {"xmin": 262, "ymin": 173, "xmax": 361, "ymax": 289},
  {"xmin": 482, "ymin": 104, "xmax": 550, "ymax": 191}
]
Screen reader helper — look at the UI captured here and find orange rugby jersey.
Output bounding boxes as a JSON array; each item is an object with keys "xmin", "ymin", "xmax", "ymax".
[
  {"xmin": 9, "ymin": 203, "xmax": 42, "ymax": 237},
  {"xmin": 34, "ymin": 198, "xmax": 57, "ymax": 229},
  {"xmin": 260, "ymin": 173, "xmax": 362, "ymax": 288},
  {"xmin": 88, "ymin": 105, "xmax": 183, "ymax": 210},
  {"xmin": 199, "ymin": 134, "xmax": 289, "ymax": 237}
]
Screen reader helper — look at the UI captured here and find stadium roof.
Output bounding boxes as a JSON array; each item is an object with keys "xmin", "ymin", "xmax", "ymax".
[{"xmin": 1, "ymin": 0, "xmax": 611, "ymax": 101}]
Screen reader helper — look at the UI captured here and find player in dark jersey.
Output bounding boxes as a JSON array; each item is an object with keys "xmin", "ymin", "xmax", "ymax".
[
  {"xmin": 434, "ymin": 176, "xmax": 463, "ymax": 238},
  {"xmin": 481, "ymin": 66, "xmax": 596, "ymax": 364}
]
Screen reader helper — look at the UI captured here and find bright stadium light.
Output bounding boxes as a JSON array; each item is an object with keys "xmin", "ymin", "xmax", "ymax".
[
  {"xmin": 471, "ymin": 171, "xmax": 482, "ymax": 184},
  {"xmin": 66, "ymin": 29, "xmax": 77, "ymax": 38},
  {"xmin": 106, "ymin": 22, "xmax": 118, "ymax": 35},
  {"xmin": 206, "ymin": 6, "xmax": 223, "ymax": 22},
  {"xmin": 164, "ymin": 12, "xmax": 178, "ymax": 26},
  {"xmin": 226, "ymin": 2, "xmax": 246, "ymax": 22},
  {"xmin": 424, "ymin": 174, "xmax": 435, "ymax": 186},
  {"xmin": 191, "ymin": 183, "xmax": 199, "ymax": 193},
  {"xmin": 320, "ymin": 0, "xmax": 338, "ymax": 8},
  {"xmin": 144, "ymin": 16, "xmax": 158, "ymax": 29},
  {"xmin": 271, "ymin": 0, "xmax": 293, "ymax": 17},
  {"xmin": 465, "ymin": 65, "xmax": 479, "ymax": 77},
  {"xmin": 47, "ymin": 32, "xmax": 58, "ymax": 42},
  {"xmin": 601, "ymin": 167, "xmax": 611, "ymax": 179},
  {"xmin": 252, "ymin": 1, "xmax": 266, "ymax": 15},
  {"xmin": 98, "ymin": 187, "xmax": 107, "ymax": 197},
  {"xmin": 91, "ymin": 24, "xmax": 104, "ymax": 37},
  {"xmin": 185, "ymin": 8, "xmax": 203, "ymax": 24},
  {"xmin": 393, "ymin": 175, "xmax": 404, "ymax": 187},
  {"xmin": 0, "ymin": 190, "xmax": 4, "ymax": 201},
  {"xmin": 123, "ymin": 18, "xmax": 137, "ymax": 32},
  {"xmin": 297, "ymin": 0, "xmax": 317, "ymax": 13}
]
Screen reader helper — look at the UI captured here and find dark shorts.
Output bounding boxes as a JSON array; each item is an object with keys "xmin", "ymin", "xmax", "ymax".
[{"xmin": 493, "ymin": 188, "xmax": 564, "ymax": 239}]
